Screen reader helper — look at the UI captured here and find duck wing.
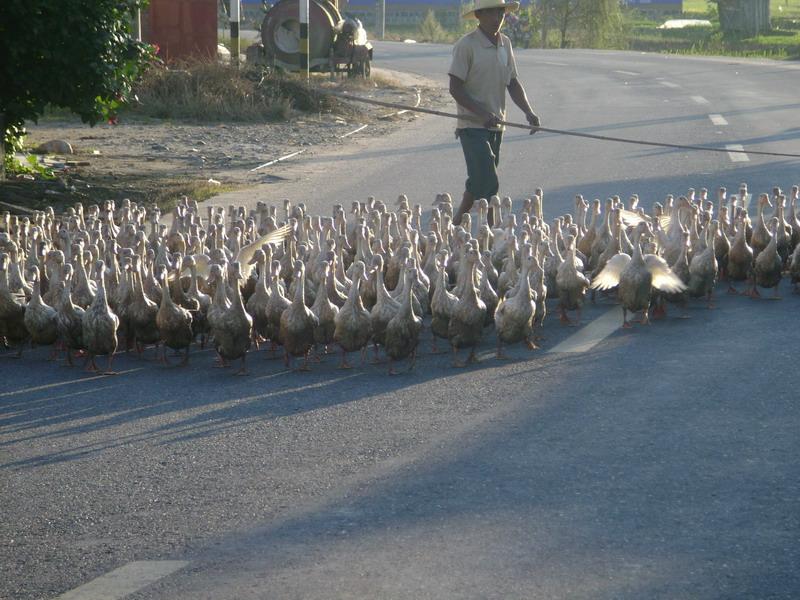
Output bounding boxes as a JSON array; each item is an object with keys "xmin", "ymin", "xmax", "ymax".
[
  {"xmin": 236, "ymin": 224, "xmax": 293, "ymax": 278},
  {"xmin": 644, "ymin": 254, "xmax": 687, "ymax": 293},
  {"xmin": 619, "ymin": 209, "xmax": 646, "ymax": 228},
  {"xmin": 590, "ymin": 253, "xmax": 630, "ymax": 290},
  {"xmin": 175, "ymin": 253, "xmax": 211, "ymax": 282}
]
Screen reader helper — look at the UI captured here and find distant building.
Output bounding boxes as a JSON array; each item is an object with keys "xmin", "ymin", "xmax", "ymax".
[
  {"xmin": 341, "ymin": 0, "xmax": 532, "ymax": 30},
  {"xmin": 341, "ymin": 0, "xmax": 461, "ymax": 29},
  {"xmin": 621, "ymin": 0, "xmax": 683, "ymax": 17}
]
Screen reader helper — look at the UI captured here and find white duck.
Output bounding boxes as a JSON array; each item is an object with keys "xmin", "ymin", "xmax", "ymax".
[{"xmin": 591, "ymin": 223, "xmax": 687, "ymax": 327}]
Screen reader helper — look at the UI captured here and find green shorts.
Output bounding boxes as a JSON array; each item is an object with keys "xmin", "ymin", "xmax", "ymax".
[{"xmin": 457, "ymin": 128, "xmax": 502, "ymax": 200}]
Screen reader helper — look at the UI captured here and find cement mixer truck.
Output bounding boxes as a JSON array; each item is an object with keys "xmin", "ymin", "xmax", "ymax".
[{"xmin": 251, "ymin": 0, "xmax": 372, "ymax": 77}]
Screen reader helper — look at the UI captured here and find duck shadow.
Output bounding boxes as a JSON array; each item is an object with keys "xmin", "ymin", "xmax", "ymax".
[
  {"xmin": 0, "ymin": 308, "xmax": 588, "ymax": 469},
  {"xmin": 2, "ymin": 274, "xmax": 797, "ymax": 470}
]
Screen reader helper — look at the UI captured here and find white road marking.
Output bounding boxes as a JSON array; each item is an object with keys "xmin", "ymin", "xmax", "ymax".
[
  {"xmin": 339, "ymin": 124, "xmax": 368, "ymax": 138},
  {"xmin": 709, "ymin": 113, "xmax": 728, "ymax": 126},
  {"xmin": 659, "ymin": 81, "xmax": 680, "ymax": 88},
  {"xmin": 614, "ymin": 70, "xmax": 640, "ymax": 76},
  {"xmin": 55, "ymin": 561, "xmax": 190, "ymax": 600},
  {"xmin": 250, "ymin": 149, "xmax": 306, "ymax": 172},
  {"xmin": 726, "ymin": 144, "xmax": 750, "ymax": 162},
  {"xmin": 541, "ymin": 61, "xmax": 568, "ymax": 66},
  {"xmin": 691, "ymin": 95, "xmax": 710, "ymax": 105},
  {"xmin": 0, "ymin": 369, "xmax": 143, "ymax": 398},
  {"xmin": 547, "ymin": 306, "xmax": 623, "ymax": 354}
]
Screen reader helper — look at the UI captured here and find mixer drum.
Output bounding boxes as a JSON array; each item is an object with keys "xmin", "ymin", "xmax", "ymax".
[{"xmin": 262, "ymin": 0, "xmax": 342, "ymax": 69}]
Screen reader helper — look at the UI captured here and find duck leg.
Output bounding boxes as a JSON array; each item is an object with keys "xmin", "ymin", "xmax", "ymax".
[
  {"xmin": 678, "ymin": 299, "xmax": 690, "ymax": 319},
  {"xmin": 622, "ymin": 307, "xmax": 633, "ymax": 328},
  {"xmin": 311, "ymin": 345, "xmax": 323, "ymax": 362},
  {"xmin": 85, "ymin": 354, "xmax": 99, "ymax": 372},
  {"xmin": 179, "ymin": 345, "xmax": 190, "ymax": 366},
  {"xmin": 651, "ymin": 298, "xmax": 666, "ymax": 320},
  {"xmin": 706, "ymin": 290, "xmax": 716, "ymax": 309},
  {"xmin": 727, "ymin": 283, "xmax": 739, "ymax": 294},
  {"xmin": 388, "ymin": 358, "xmax": 398, "ymax": 376},
  {"xmin": 746, "ymin": 285, "xmax": 761, "ymax": 299},
  {"xmin": 559, "ymin": 305, "xmax": 571, "ymax": 325},
  {"xmin": 161, "ymin": 345, "xmax": 172, "ymax": 366},
  {"xmin": 770, "ymin": 286, "xmax": 782, "ymax": 300},
  {"xmin": 452, "ymin": 346, "xmax": 465, "ymax": 368},
  {"xmin": 370, "ymin": 342, "xmax": 383, "ymax": 364},
  {"xmin": 496, "ymin": 339, "xmax": 509, "ymax": 360},
  {"xmin": 338, "ymin": 348, "xmax": 353, "ymax": 369},
  {"xmin": 408, "ymin": 348, "xmax": 417, "ymax": 373},
  {"xmin": 5, "ymin": 343, "xmax": 25, "ymax": 359},
  {"xmin": 47, "ymin": 342, "xmax": 63, "ymax": 361},
  {"xmin": 640, "ymin": 308, "xmax": 650, "ymax": 325},
  {"xmin": 297, "ymin": 351, "xmax": 312, "ymax": 372},
  {"xmin": 234, "ymin": 354, "xmax": 249, "ymax": 375},
  {"xmin": 102, "ymin": 354, "xmax": 118, "ymax": 376},
  {"xmin": 466, "ymin": 347, "xmax": 478, "ymax": 364},
  {"xmin": 430, "ymin": 335, "xmax": 448, "ymax": 355}
]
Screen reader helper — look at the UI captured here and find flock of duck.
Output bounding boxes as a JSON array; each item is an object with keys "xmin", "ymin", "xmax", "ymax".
[{"xmin": 1, "ymin": 182, "xmax": 799, "ymax": 375}]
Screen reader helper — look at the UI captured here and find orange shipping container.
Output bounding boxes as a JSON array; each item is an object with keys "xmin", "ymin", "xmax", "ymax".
[{"xmin": 143, "ymin": 0, "xmax": 218, "ymax": 62}]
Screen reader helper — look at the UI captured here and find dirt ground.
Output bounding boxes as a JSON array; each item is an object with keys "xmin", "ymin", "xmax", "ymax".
[{"xmin": 0, "ymin": 68, "xmax": 447, "ymax": 215}]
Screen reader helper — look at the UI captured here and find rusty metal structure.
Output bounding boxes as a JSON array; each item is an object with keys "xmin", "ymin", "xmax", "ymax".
[{"xmin": 253, "ymin": 0, "xmax": 372, "ymax": 76}]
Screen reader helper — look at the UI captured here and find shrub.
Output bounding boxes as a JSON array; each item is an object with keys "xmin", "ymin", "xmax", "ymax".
[
  {"xmin": 418, "ymin": 10, "xmax": 449, "ymax": 43},
  {"xmin": 130, "ymin": 61, "xmax": 347, "ymax": 122}
]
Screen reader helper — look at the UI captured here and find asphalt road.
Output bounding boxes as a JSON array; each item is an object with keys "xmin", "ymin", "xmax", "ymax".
[{"xmin": 2, "ymin": 43, "xmax": 800, "ymax": 600}]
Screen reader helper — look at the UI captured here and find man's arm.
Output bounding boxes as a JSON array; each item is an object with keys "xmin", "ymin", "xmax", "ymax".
[
  {"xmin": 507, "ymin": 78, "xmax": 540, "ymax": 134},
  {"xmin": 449, "ymin": 74, "xmax": 500, "ymax": 129}
]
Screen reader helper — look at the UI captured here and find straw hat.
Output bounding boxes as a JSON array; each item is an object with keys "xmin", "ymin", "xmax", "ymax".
[{"xmin": 462, "ymin": 0, "xmax": 520, "ymax": 19}]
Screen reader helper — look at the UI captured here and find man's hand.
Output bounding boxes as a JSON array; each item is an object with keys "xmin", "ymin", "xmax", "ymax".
[
  {"xmin": 483, "ymin": 113, "xmax": 501, "ymax": 129},
  {"xmin": 526, "ymin": 111, "xmax": 541, "ymax": 135}
]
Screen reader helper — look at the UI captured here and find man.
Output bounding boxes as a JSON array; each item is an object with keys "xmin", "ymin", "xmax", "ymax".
[{"xmin": 449, "ymin": 0, "xmax": 540, "ymax": 226}]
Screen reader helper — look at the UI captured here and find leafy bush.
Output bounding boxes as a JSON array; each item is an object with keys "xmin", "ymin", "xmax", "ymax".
[
  {"xmin": 418, "ymin": 10, "xmax": 449, "ymax": 43},
  {"xmin": 0, "ymin": 0, "xmax": 156, "ymax": 176}
]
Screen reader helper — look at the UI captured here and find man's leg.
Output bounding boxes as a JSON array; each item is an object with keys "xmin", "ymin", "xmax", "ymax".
[
  {"xmin": 486, "ymin": 131, "xmax": 503, "ymax": 227},
  {"xmin": 455, "ymin": 128, "xmax": 499, "ymax": 226},
  {"xmin": 454, "ymin": 190, "xmax": 475, "ymax": 227}
]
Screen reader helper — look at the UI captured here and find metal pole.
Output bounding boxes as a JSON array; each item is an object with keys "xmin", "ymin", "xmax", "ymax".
[
  {"xmin": 230, "ymin": 0, "xmax": 240, "ymax": 66},
  {"xmin": 377, "ymin": 0, "xmax": 385, "ymax": 40},
  {"xmin": 299, "ymin": 0, "xmax": 310, "ymax": 79},
  {"xmin": 133, "ymin": 7, "xmax": 142, "ymax": 42}
]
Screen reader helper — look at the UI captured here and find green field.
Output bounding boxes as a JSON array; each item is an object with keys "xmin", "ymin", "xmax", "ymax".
[
  {"xmin": 624, "ymin": 0, "xmax": 800, "ymax": 58},
  {"xmin": 683, "ymin": 0, "xmax": 800, "ymax": 17},
  {"xmin": 375, "ymin": 1, "xmax": 800, "ymax": 58}
]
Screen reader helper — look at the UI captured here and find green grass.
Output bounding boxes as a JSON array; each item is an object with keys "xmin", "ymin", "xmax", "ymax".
[
  {"xmin": 622, "ymin": 1, "xmax": 800, "ymax": 59},
  {"xmin": 683, "ymin": 0, "xmax": 800, "ymax": 18}
]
